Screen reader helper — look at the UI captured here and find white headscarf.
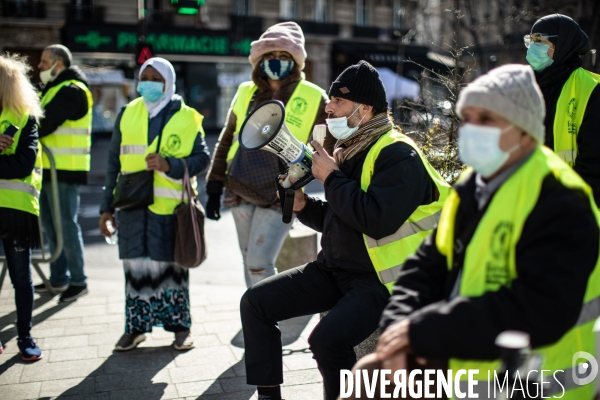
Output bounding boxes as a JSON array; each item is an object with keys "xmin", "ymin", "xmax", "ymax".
[{"xmin": 139, "ymin": 57, "xmax": 176, "ymax": 119}]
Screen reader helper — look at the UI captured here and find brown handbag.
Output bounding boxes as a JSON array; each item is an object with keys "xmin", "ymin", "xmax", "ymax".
[{"xmin": 174, "ymin": 159, "xmax": 207, "ymax": 268}]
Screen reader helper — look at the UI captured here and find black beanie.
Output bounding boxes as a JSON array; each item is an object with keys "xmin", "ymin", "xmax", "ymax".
[{"xmin": 329, "ymin": 60, "xmax": 388, "ymax": 110}]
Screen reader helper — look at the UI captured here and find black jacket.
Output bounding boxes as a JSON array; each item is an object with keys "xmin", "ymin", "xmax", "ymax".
[
  {"xmin": 39, "ymin": 66, "xmax": 90, "ymax": 185},
  {"xmin": 380, "ymin": 170, "xmax": 599, "ymax": 360},
  {"xmin": 0, "ymin": 116, "xmax": 41, "ymax": 248},
  {"xmin": 533, "ymin": 14, "xmax": 600, "ymax": 203},
  {"xmin": 297, "ymin": 138, "xmax": 434, "ymax": 274}
]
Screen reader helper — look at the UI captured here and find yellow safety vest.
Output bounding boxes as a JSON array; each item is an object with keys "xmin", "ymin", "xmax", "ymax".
[
  {"xmin": 361, "ymin": 130, "xmax": 451, "ymax": 293},
  {"xmin": 0, "ymin": 110, "xmax": 43, "ymax": 216},
  {"xmin": 40, "ymin": 79, "xmax": 93, "ymax": 172},
  {"xmin": 553, "ymin": 67, "xmax": 600, "ymax": 166},
  {"xmin": 436, "ymin": 146, "xmax": 600, "ymax": 399},
  {"xmin": 225, "ymin": 79, "xmax": 326, "ymax": 165},
  {"xmin": 119, "ymin": 97, "xmax": 204, "ymax": 215}
]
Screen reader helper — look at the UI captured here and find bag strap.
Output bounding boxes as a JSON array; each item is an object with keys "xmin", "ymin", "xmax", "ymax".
[{"xmin": 180, "ymin": 159, "xmax": 196, "ymax": 203}]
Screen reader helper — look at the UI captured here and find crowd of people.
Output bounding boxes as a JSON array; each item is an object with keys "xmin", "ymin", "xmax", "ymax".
[{"xmin": 0, "ymin": 12, "xmax": 599, "ymax": 400}]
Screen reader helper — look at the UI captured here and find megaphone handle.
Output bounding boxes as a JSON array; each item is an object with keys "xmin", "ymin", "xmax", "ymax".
[{"xmin": 281, "ymin": 188, "xmax": 295, "ymax": 224}]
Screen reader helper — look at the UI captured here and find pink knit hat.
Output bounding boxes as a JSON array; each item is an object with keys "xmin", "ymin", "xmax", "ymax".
[{"xmin": 249, "ymin": 21, "xmax": 307, "ymax": 70}]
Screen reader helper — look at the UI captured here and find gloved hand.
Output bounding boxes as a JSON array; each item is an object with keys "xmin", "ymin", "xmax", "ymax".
[
  {"xmin": 205, "ymin": 194, "xmax": 222, "ymax": 221},
  {"xmin": 205, "ymin": 180, "xmax": 224, "ymax": 221}
]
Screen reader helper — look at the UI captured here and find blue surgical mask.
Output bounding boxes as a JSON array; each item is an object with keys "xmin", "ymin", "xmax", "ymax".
[
  {"xmin": 261, "ymin": 59, "xmax": 294, "ymax": 80},
  {"xmin": 137, "ymin": 81, "xmax": 165, "ymax": 103},
  {"xmin": 526, "ymin": 43, "xmax": 554, "ymax": 72},
  {"xmin": 326, "ymin": 104, "xmax": 365, "ymax": 140},
  {"xmin": 458, "ymin": 123, "xmax": 518, "ymax": 178}
]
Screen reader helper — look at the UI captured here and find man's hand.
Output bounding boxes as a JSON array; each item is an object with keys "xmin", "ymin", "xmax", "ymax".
[
  {"xmin": 0, "ymin": 134, "xmax": 15, "ymax": 153},
  {"xmin": 146, "ymin": 153, "xmax": 170, "ymax": 172},
  {"xmin": 382, "ymin": 349, "xmax": 408, "ymax": 373},
  {"xmin": 376, "ymin": 319, "xmax": 411, "ymax": 361},
  {"xmin": 99, "ymin": 211, "xmax": 116, "ymax": 238},
  {"xmin": 311, "ymin": 140, "xmax": 339, "ymax": 183}
]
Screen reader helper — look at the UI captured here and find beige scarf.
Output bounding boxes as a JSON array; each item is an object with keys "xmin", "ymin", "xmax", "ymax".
[{"xmin": 333, "ymin": 112, "xmax": 393, "ymax": 166}]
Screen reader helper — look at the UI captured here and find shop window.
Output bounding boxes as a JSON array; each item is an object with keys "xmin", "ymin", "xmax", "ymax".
[
  {"xmin": 355, "ymin": 0, "xmax": 371, "ymax": 26},
  {"xmin": 234, "ymin": 0, "xmax": 253, "ymax": 16},
  {"xmin": 314, "ymin": 0, "xmax": 330, "ymax": 22},
  {"xmin": 393, "ymin": 0, "xmax": 404, "ymax": 30},
  {"xmin": 280, "ymin": 0, "xmax": 298, "ymax": 20}
]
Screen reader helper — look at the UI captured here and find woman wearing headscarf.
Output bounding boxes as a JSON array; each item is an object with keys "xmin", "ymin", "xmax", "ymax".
[
  {"xmin": 99, "ymin": 57, "xmax": 210, "ymax": 352},
  {"xmin": 205, "ymin": 22, "xmax": 331, "ymax": 288},
  {"xmin": 526, "ymin": 14, "xmax": 600, "ymax": 202},
  {"xmin": 0, "ymin": 53, "xmax": 45, "ymax": 360}
]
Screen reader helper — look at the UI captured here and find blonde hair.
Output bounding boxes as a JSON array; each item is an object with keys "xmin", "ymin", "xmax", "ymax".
[{"xmin": 0, "ymin": 53, "xmax": 44, "ymax": 122}]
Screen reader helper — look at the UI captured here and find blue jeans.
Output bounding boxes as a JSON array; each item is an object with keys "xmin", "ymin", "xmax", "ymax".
[
  {"xmin": 231, "ymin": 204, "xmax": 292, "ymax": 288},
  {"xmin": 1, "ymin": 239, "xmax": 33, "ymax": 339},
  {"xmin": 40, "ymin": 182, "xmax": 87, "ymax": 287}
]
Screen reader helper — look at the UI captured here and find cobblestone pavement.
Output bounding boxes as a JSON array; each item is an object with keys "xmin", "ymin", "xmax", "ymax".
[{"xmin": 0, "ymin": 136, "xmax": 325, "ymax": 400}]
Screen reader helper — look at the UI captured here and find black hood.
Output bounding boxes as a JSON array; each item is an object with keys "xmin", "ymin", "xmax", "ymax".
[
  {"xmin": 41, "ymin": 66, "xmax": 89, "ymax": 95},
  {"xmin": 532, "ymin": 14, "xmax": 590, "ymax": 88}
]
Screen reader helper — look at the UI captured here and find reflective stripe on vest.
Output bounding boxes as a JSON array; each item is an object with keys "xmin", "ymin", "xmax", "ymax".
[
  {"xmin": 119, "ymin": 97, "xmax": 204, "ymax": 215},
  {"xmin": 553, "ymin": 68, "xmax": 600, "ymax": 167},
  {"xmin": 361, "ymin": 130, "xmax": 451, "ymax": 292},
  {"xmin": 0, "ymin": 110, "xmax": 43, "ymax": 216},
  {"xmin": 435, "ymin": 146, "xmax": 600, "ymax": 400},
  {"xmin": 40, "ymin": 80, "xmax": 93, "ymax": 172},
  {"xmin": 225, "ymin": 79, "xmax": 325, "ymax": 165}
]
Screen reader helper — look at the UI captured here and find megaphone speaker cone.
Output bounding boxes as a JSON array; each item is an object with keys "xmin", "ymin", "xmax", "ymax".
[{"xmin": 239, "ymin": 100, "xmax": 285, "ymax": 150}]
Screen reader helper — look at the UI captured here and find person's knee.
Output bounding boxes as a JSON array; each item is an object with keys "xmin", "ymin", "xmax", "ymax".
[
  {"xmin": 240, "ymin": 287, "xmax": 263, "ymax": 321},
  {"xmin": 308, "ymin": 323, "xmax": 344, "ymax": 359}
]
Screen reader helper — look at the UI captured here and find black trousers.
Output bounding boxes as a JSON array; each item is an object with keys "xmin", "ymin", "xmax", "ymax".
[{"xmin": 240, "ymin": 261, "xmax": 390, "ymax": 400}]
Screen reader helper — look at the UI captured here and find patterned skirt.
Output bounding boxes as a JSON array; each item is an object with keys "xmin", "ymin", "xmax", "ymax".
[{"xmin": 123, "ymin": 257, "xmax": 191, "ymax": 334}]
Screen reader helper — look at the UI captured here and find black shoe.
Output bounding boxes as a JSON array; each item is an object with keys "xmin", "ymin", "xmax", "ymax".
[
  {"xmin": 59, "ymin": 285, "xmax": 88, "ymax": 302},
  {"xmin": 34, "ymin": 283, "xmax": 68, "ymax": 294}
]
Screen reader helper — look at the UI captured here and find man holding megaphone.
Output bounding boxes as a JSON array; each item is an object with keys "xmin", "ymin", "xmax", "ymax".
[{"xmin": 240, "ymin": 60, "xmax": 450, "ymax": 400}]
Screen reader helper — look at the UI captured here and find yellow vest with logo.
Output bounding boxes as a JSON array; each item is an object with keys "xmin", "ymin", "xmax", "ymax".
[
  {"xmin": 0, "ymin": 110, "xmax": 43, "ymax": 216},
  {"xmin": 119, "ymin": 97, "xmax": 204, "ymax": 215},
  {"xmin": 40, "ymin": 80, "xmax": 93, "ymax": 172},
  {"xmin": 225, "ymin": 79, "xmax": 326, "ymax": 164},
  {"xmin": 436, "ymin": 146, "xmax": 600, "ymax": 399},
  {"xmin": 361, "ymin": 130, "xmax": 451, "ymax": 293},
  {"xmin": 553, "ymin": 67, "xmax": 600, "ymax": 166}
]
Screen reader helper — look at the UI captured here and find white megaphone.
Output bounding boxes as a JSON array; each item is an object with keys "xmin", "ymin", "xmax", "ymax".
[{"xmin": 239, "ymin": 100, "xmax": 315, "ymax": 223}]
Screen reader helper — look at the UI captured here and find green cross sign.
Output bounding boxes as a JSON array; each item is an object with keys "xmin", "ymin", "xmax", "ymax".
[{"xmin": 75, "ymin": 31, "xmax": 112, "ymax": 50}]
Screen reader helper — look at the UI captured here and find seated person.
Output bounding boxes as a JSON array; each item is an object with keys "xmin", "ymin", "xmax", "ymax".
[
  {"xmin": 240, "ymin": 60, "xmax": 449, "ymax": 400},
  {"xmin": 348, "ymin": 64, "xmax": 600, "ymax": 400}
]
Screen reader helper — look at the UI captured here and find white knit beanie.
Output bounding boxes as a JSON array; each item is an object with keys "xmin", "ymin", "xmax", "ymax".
[
  {"xmin": 456, "ymin": 64, "xmax": 546, "ymax": 143},
  {"xmin": 249, "ymin": 21, "xmax": 307, "ymax": 70}
]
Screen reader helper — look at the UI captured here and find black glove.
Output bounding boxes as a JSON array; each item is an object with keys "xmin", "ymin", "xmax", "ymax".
[
  {"xmin": 205, "ymin": 180, "xmax": 224, "ymax": 221},
  {"xmin": 205, "ymin": 194, "xmax": 222, "ymax": 221}
]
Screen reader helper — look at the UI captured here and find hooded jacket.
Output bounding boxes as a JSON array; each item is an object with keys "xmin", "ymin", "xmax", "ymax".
[
  {"xmin": 39, "ymin": 66, "xmax": 90, "ymax": 185},
  {"xmin": 532, "ymin": 14, "xmax": 600, "ymax": 202}
]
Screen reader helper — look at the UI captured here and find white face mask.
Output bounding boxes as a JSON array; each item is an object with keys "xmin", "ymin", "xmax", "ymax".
[
  {"xmin": 458, "ymin": 123, "xmax": 519, "ymax": 178},
  {"xmin": 326, "ymin": 104, "xmax": 365, "ymax": 140},
  {"xmin": 40, "ymin": 62, "xmax": 58, "ymax": 85}
]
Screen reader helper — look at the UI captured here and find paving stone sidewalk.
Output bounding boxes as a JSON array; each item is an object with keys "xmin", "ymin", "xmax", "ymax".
[{"xmin": 0, "ymin": 218, "xmax": 324, "ymax": 400}]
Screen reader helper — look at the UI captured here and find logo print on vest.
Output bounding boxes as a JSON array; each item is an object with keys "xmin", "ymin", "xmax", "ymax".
[
  {"xmin": 568, "ymin": 98, "xmax": 578, "ymax": 135},
  {"xmin": 486, "ymin": 221, "xmax": 513, "ymax": 286},
  {"xmin": 163, "ymin": 134, "xmax": 182, "ymax": 157},
  {"xmin": 290, "ymin": 97, "xmax": 308, "ymax": 116}
]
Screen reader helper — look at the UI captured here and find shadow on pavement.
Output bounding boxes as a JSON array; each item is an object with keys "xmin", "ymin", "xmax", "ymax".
[
  {"xmin": 48, "ymin": 346, "xmax": 180, "ymax": 400},
  {"xmin": 0, "ymin": 294, "xmax": 72, "ymax": 352},
  {"xmin": 230, "ymin": 314, "xmax": 313, "ymax": 348}
]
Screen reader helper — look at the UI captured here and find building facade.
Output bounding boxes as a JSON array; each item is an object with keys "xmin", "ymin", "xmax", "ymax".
[{"xmin": 1, "ymin": 0, "xmax": 449, "ymax": 132}]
